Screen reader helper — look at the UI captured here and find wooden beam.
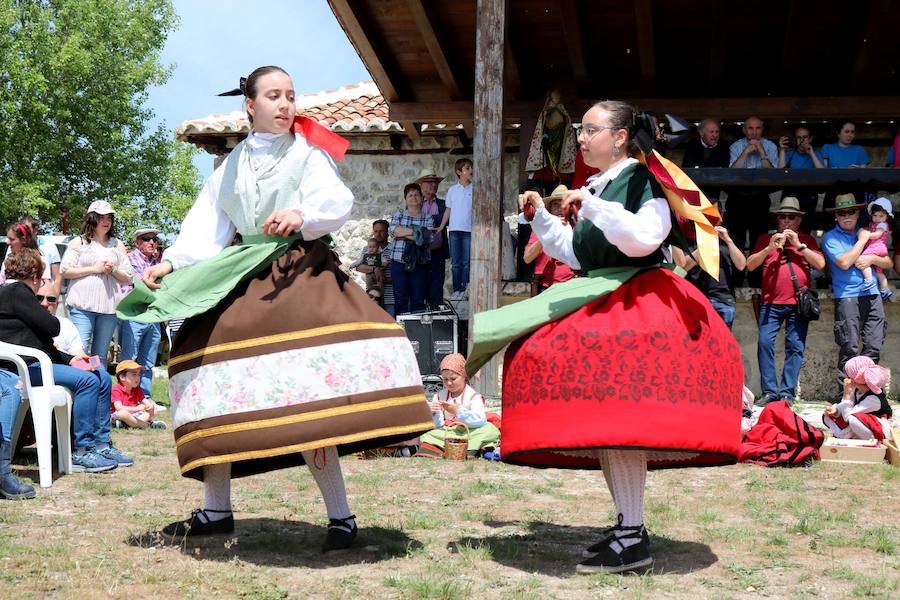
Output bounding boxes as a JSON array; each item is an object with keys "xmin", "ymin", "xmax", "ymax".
[
  {"xmin": 708, "ymin": 1, "xmax": 726, "ymax": 94},
  {"xmin": 633, "ymin": 0, "xmax": 656, "ymax": 95},
  {"xmin": 778, "ymin": 0, "xmax": 801, "ymax": 91},
  {"xmin": 559, "ymin": 0, "xmax": 587, "ymax": 88},
  {"xmin": 328, "ymin": 0, "xmax": 404, "ymax": 101},
  {"xmin": 399, "ymin": 121, "xmax": 420, "ymax": 140},
  {"xmin": 852, "ymin": 0, "xmax": 888, "ymax": 86},
  {"xmin": 470, "ymin": 0, "xmax": 506, "ymax": 397},
  {"xmin": 390, "ymin": 96, "xmax": 900, "ymax": 122},
  {"xmin": 504, "ymin": 37, "xmax": 522, "ymax": 100},
  {"xmin": 406, "ymin": 0, "xmax": 462, "ymax": 100}
]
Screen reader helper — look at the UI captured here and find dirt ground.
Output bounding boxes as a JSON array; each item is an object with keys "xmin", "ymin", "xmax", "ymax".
[{"xmin": 1, "ymin": 401, "xmax": 898, "ymax": 600}]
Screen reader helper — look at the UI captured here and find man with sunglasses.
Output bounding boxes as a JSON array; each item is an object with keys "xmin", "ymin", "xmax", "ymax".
[
  {"xmin": 747, "ymin": 197, "xmax": 825, "ymax": 405},
  {"xmin": 118, "ymin": 228, "xmax": 162, "ymax": 400},
  {"xmin": 822, "ymin": 194, "xmax": 891, "ymax": 395}
]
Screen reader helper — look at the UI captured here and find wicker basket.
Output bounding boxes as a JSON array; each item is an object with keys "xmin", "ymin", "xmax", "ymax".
[{"xmin": 444, "ymin": 423, "xmax": 470, "ymax": 461}]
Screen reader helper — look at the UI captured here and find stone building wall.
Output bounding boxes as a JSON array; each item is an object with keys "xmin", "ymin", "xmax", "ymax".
[{"xmin": 331, "ymin": 134, "xmax": 522, "ymax": 285}]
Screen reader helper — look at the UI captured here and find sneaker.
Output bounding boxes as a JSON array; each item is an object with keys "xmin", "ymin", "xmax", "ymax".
[
  {"xmin": 576, "ymin": 528, "xmax": 653, "ymax": 574},
  {"xmin": 112, "ymin": 419, "xmax": 124, "ymax": 429},
  {"xmin": 162, "ymin": 509, "xmax": 234, "ymax": 537},
  {"xmin": 153, "ymin": 402, "xmax": 168, "ymax": 413},
  {"xmin": 322, "ymin": 515, "xmax": 357, "ymax": 552},
  {"xmin": 96, "ymin": 445, "xmax": 134, "ymax": 467},
  {"xmin": 149, "ymin": 420, "xmax": 167, "ymax": 430},
  {"xmin": 881, "ymin": 288, "xmax": 893, "ymax": 301},
  {"xmin": 71, "ymin": 450, "xmax": 118, "ymax": 473},
  {"xmin": 754, "ymin": 393, "xmax": 777, "ymax": 408}
]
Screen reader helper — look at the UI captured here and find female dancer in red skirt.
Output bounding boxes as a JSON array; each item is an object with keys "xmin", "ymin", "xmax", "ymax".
[{"xmin": 468, "ymin": 101, "xmax": 743, "ymax": 573}]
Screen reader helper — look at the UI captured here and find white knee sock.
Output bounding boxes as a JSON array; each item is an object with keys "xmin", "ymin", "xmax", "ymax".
[
  {"xmin": 202, "ymin": 463, "xmax": 232, "ymax": 522},
  {"xmin": 603, "ymin": 450, "xmax": 647, "ymax": 550},
  {"xmin": 302, "ymin": 446, "xmax": 354, "ymax": 524},
  {"xmin": 597, "ymin": 450, "xmax": 618, "ymax": 516}
]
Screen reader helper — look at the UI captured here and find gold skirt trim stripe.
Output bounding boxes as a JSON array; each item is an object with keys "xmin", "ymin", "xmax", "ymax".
[
  {"xmin": 179, "ymin": 421, "xmax": 436, "ymax": 474},
  {"xmin": 168, "ymin": 321, "xmax": 405, "ymax": 367},
  {"xmin": 175, "ymin": 394, "xmax": 426, "ymax": 447}
]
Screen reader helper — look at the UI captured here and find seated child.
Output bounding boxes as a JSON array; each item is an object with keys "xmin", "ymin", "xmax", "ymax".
[
  {"xmin": 416, "ymin": 353, "xmax": 500, "ymax": 458},
  {"xmin": 823, "ymin": 356, "xmax": 893, "ymax": 441},
  {"xmin": 861, "ymin": 198, "xmax": 893, "ymax": 300},
  {"xmin": 111, "ymin": 360, "xmax": 166, "ymax": 429}
]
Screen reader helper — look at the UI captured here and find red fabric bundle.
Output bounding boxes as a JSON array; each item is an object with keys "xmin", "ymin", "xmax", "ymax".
[{"xmin": 740, "ymin": 401, "xmax": 824, "ymax": 466}]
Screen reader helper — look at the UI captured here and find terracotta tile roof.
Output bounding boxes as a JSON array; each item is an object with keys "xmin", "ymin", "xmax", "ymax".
[{"xmin": 175, "ymin": 81, "xmax": 400, "ymax": 142}]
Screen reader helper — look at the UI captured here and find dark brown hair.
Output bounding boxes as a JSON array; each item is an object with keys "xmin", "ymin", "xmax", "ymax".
[
  {"xmin": 79, "ymin": 211, "xmax": 116, "ymax": 243},
  {"xmin": 403, "ymin": 183, "xmax": 422, "ymax": 198},
  {"xmin": 590, "ymin": 100, "xmax": 641, "ymax": 154},
  {"xmin": 6, "ymin": 221, "xmax": 38, "ymax": 250},
  {"xmin": 245, "ymin": 65, "xmax": 290, "ymax": 124},
  {"xmin": 454, "ymin": 158, "xmax": 473, "ymax": 174},
  {"xmin": 4, "ymin": 248, "xmax": 43, "ymax": 281}
]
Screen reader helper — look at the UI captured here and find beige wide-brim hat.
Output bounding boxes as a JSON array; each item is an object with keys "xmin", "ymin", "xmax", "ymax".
[
  {"xmin": 415, "ymin": 167, "xmax": 444, "ymax": 183},
  {"xmin": 825, "ymin": 193, "xmax": 866, "ymax": 212},
  {"xmin": 771, "ymin": 196, "xmax": 804, "ymax": 215},
  {"xmin": 542, "ymin": 184, "xmax": 569, "ymax": 206}
]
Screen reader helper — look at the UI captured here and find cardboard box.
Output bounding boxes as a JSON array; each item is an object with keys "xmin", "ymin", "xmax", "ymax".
[
  {"xmin": 820, "ymin": 438, "xmax": 886, "ymax": 464},
  {"xmin": 886, "ymin": 428, "xmax": 900, "ymax": 467}
]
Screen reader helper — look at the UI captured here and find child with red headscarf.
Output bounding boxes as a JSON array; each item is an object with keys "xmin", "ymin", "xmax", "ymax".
[{"xmin": 824, "ymin": 356, "xmax": 894, "ymax": 440}]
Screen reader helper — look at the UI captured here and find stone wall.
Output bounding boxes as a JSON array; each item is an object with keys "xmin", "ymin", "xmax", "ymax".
[
  {"xmin": 731, "ymin": 295, "xmax": 899, "ymax": 402},
  {"xmin": 331, "ymin": 140, "xmax": 522, "ymax": 286}
]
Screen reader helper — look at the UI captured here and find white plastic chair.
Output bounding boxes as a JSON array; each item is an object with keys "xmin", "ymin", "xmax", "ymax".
[{"xmin": 0, "ymin": 341, "xmax": 72, "ymax": 487}]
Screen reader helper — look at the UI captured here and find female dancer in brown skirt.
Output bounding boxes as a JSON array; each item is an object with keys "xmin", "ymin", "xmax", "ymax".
[{"xmin": 120, "ymin": 66, "xmax": 433, "ymax": 550}]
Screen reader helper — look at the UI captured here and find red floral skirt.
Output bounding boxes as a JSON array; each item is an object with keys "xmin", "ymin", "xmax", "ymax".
[{"xmin": 501, "ymin": 268, "xmax": 743, "ymax": 469}]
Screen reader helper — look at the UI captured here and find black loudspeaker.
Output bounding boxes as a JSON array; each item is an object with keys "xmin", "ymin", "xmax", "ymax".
[{"xmin": 397, "ymin": 314, "xmax": 459, "ymax": 376}]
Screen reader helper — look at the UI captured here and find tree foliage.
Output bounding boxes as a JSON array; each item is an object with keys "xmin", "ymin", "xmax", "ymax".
[{"xmin": 0, "ymin": 0, "xmax": 201, "ymax": 235}]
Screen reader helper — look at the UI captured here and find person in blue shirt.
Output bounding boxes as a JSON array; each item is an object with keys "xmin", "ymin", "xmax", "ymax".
[
  {"xmin": 820, "ymin": 193, "xmax": 891, "ymax": 396},
  {"xmin": 778, "ymin": 126, "xmax": 824, "ymax": 231},
  {"xmin": 821, "ymin": 119, "xmax": 870, "ymax": 168}
]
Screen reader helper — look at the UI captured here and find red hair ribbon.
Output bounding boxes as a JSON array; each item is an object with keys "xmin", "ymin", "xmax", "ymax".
[
  {"xmin": 16, "ymin": 223, "xmax": 29, "ymax": 238},
  {"xmin": 292, "ymin": 115, "xmax": 350, "ymax": 162}
]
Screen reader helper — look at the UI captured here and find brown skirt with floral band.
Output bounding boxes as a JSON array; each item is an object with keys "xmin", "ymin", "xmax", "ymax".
[{"xmin": 167, "ymin": 239, "xmax": 433, "ymax": 480}]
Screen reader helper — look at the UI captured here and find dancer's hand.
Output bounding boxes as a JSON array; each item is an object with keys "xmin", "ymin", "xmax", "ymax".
[
  {"xmin": 263, "ymin": 209, "xmax": 304, "ymax": 237},
  {"xmin": 142, "ymin": 262, "xmax": 173, "ymax": 290},
  {"xmin": 519, "ymin": 191, "xmax": 543, "ymax": 221}
]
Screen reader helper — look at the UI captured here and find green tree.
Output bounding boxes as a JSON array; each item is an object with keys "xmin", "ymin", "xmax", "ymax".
[{"xmin": 0, "ymin": 0, "xmax": 194, "ymax": 233}]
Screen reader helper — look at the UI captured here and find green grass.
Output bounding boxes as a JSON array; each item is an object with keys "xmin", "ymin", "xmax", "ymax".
[{"xmin": 384, "ymin": 572, "xmax": 471, "ymax": 600}]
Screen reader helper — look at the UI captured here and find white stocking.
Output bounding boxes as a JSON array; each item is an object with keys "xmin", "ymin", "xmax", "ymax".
[
  {"xmin": 597, "ymin": 450, "xmax": 618, "ymax": 515},
  {"xmin": 201, "ymin": 463, "xmax": 232, "ymax": 522},
  {"xmin": 302, "ymin": 446, "xmax": 354, "ymax": 524},
  {"xmin": 602, "ymin": 450, "xmax": 647, "ymax": 550}
]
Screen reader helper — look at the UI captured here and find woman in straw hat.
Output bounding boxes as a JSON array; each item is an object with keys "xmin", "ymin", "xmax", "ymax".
[
  {"xmin": 522, "ymin": 185, "xmax": 576, "ymax": 294},
  {"xmin": 468, "ymin": 100, "xmax": 742, "ymax": 574}
]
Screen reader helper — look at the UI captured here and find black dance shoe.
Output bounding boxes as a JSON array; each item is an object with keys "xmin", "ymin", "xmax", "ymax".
[
  {"xmin": 576, "ymin": 526, "xmax": 652, "ymax": 574},
  {"xmin": 322, "ymin": 515, "xmax": 357, "ymax": 552},
  {"xmin": 162, "ymin": 509, "xmax": 234, "ymax": 537}
]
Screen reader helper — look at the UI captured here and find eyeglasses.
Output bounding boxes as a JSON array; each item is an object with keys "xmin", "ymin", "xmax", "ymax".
[
  {"xmin": 777, "ymin": 214, "xmax": 801, "ymax": 220},
  {"xmin": 36, "ymin": 294, "xmax": 57, "ymax": 303},
  {"xmin": 835, "ymin": 209, "xmax": 858, "ymax": 217},
  {"xmin": 573, "ymin": 123, "xmax": 621, "ymax": 140},
  {"xmin": 137, "ymin": 236, "xmax": 159, "ymax": 243}
]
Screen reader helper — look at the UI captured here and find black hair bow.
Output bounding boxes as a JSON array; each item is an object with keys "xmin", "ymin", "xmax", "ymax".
[{"xmin": 218, "ymin": 76, "xmax": 247, "ymax": 97}]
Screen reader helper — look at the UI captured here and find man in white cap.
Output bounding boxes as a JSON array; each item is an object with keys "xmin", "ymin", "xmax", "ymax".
[
  {"xmin": 119, "ymin": 227, "xmax": 161, "ymax": 400},
  {"xmin": 416, "ymin": 167, "xmax": 449, "ymax": 307},
  {"xmin": 747, "ymin": 197, "xmax": 825, "ymax": 405}
]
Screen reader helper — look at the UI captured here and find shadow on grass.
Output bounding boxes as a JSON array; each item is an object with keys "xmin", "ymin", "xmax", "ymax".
[
  {"xmin": 125, "ymin": 517, "xmax": 422, "ymax": 567},
  {"xmin": 452, "ymin": 521, "xmax": 718, "ymax": 576}
]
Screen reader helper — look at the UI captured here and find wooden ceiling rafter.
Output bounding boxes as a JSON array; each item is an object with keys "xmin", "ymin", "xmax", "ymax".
[
  {"xmin": 633, "ymin": 0, "xmax": 657, "ymax": 96},
  {"xmin": 708, "ymin": 1, "xmax": 727, "ymax": 95},
  {"xmin": 329, "ymin": 0, "xmax": 407, "ymax": 102},
  {"xmin": 559, "ymin": 0, "xmax": 588, "ymax": 91},
  {"xmin": 390, "ymin": 96, "xmax": 900, "ymax": 122},
  {"xmin": 406, "ymin": 0, "xmax": 463, "ymax": 100},
  {"xmin": 851, "ymin": 0, "xmax": 888, "ymax": 86},
  {"xmin": 778, "ymin": 0, "xmax": 801, "ymax": 92}
]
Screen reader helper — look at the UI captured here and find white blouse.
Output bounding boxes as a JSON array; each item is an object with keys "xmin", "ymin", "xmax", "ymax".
[
  {"xmin": 529, "ymin": 158, "xmax": 672, "ymax": 270},
  {"xmin": 163, "ymin": 131, "xmax": 354, "ymax": 271},
  {"xmin": 60, "ymin": 237, "xmax": 134, "ymax": 314}
]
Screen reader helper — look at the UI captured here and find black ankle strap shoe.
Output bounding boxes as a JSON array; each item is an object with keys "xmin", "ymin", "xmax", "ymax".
[
  {"xmin": 162, "ymin": 509, "xmax": 234, "ymax": 537},
  {"xmin": 322, "ymin": 514, "xmax": 357, "ymax": 552}
]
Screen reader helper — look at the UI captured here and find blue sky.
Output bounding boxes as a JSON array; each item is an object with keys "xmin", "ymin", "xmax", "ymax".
[{"xmin": 147, "ymin": 0, "xmax": 371, "ymax": 177}]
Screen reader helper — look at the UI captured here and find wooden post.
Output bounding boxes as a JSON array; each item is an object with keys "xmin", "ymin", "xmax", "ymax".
[{"xmin": 470, "ymin": 0, "xmax": 505, "ymax": 397}]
